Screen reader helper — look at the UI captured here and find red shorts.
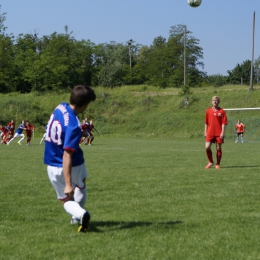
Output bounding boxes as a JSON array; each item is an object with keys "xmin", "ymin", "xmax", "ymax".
[{"xmin": 206, "ymin": 135, "xmax": 224, "ymax": 144}]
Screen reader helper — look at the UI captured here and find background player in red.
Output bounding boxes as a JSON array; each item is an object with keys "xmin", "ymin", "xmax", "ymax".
[
  {"xmin": 79, "ymin": 118, "xmax": 90, "ymax": 145},
  {"xmin": 0, "ymin": 125, "xmax": 11, "ymax": 144},
  {"xmin": 7, "ymin": 119, "xmax": 15, "ymax": 140},
  {"xmin": 235, "ymin": 120, "xmax": 245, "ymax": 143},
  {"xmin": 204, "ymin": 96, "xmax": 228, "ymax": 169},
  {"xmin": 87, "ymin": 120, "xmax": 100, "ymax": 145},
  {"xmin": 25, "ymin": 121, "xmax": 35, "ymax": 145}
]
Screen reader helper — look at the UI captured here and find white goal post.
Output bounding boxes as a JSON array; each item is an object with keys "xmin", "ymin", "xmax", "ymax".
[{"xmin": 224, "ymin": 107, "xmax": 260, "ymax": 111}]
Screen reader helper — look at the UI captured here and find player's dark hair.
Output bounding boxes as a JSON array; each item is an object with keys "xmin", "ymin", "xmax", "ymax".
[{"xmin": 70, "ymin": 85, "xmax": 96, "ymax": 107}]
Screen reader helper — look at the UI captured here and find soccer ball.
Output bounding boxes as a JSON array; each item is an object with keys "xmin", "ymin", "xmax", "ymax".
[{"xmin": 188, "ymin": 0, "xmax": 202, "ymax": 8}]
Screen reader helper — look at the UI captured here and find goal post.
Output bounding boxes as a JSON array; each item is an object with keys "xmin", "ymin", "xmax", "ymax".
[{"xmin": 223, "ymin": 107, "xmax": 260, "ymax": 142}]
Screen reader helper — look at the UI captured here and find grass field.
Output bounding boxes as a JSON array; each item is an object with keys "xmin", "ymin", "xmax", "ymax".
[{"xmin": 1, "ymin": 136, "xmax": 260, "ymax": 259}]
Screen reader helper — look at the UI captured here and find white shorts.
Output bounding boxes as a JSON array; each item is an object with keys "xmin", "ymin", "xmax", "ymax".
[
  {"xmin": 14, "ymin": 133, "xmax": 24, "ymax": 138},
  {"xmin": 47, "ymin": 163, "xmax": 88, "ymax": 200}
]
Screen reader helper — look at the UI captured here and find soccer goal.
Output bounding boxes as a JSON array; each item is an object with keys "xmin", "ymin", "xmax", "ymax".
[{"xmin": 224, "ymin": 107, "xmax": 260, "ymax": 143}]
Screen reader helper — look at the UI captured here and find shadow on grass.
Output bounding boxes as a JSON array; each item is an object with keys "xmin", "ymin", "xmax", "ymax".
[
  {"xmin": 89, "ymin": 220, "xmax": 183, "ymax": 233},
  {"xmin": 222, "ymin": 165, "xmax": 259, "ymax": 168}
]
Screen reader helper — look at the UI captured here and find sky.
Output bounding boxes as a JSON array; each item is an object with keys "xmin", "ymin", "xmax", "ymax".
[{"xmin": 1, "ymin": 0, "xmax": 259, "ymax": 76}]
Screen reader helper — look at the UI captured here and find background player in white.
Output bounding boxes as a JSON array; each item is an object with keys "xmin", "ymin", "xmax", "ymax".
[
  {"xmin": 7, "ymin": 120, "xmax": 26, "ymax": 145},
  {"xmin": 44, "ymin": 85, "xmax": 96, "ymax": 232},
  {"xmin": 40, "ymin": 124, "xmax": 48, "ymax": 144}
]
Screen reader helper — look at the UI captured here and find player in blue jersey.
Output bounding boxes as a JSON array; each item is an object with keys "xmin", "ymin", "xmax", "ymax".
[
  {"xmin": 7, "ymin": 120, "xmax": 27, "ymax": 145},
  {"xmin": 44, "ymin": 85, "xmax": 96, "ymax": 232}
]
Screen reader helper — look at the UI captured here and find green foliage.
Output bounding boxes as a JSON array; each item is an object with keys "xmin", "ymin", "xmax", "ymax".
[
  {"xmin": 206, "ymin": 74, "xmax": 228, "ymax": 87},
  {"xmin": 2, "ymin": 84, "xmax": 260, "ymax": 141},
  {"xmin": 227, "ymin": 60, "xmax": 255, "ymax": 85},
  {"xmin": 178, "ymin": 84, "xmax": 192, "ymax": 96},
  {"xmin": 0, "ymin": 10, "xmax": 206, "ymax": 92}
]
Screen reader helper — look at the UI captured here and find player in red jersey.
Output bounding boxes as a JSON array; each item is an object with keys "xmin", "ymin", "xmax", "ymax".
[
  {"xmin": 204, "ymin": 96, "xmax": 228, "ymax": 169},
  {"xmin": 7, "ymin": 119, "xmax": 15, "ymax": 141},
  {"xmin": 0, "ymin": 125, "xmax": 11, "ymax": 144},
  {"xmin": 79, "ymin": 119, "xmax": 90, "ymax": 145},
  {"xmin": 235, "ymin": 120, "xmax": 245, "ymax": 143},
  {"xmin": 87, "ymin": 120, "xmax": 100, "ymax": 145},
  {"xmin": 25, "ymin": 121, "xmax": 35, "ymax": 145}
]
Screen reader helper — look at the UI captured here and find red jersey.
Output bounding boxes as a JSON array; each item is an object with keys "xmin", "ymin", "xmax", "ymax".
[
  {"xmin": 81, "ymin": 122, "xmax": 90, "ymax": 131},
  {"xmin": 7, "ymin": 121, "xmax": 15, "ymax": 135},
  {"xmin": 236, "ymin": 123, "xmax": 245, "ymax": 133},
  {"xmin": 25, "ymin": 124, "xmax": 34, "ymax": 136},
  {"xmin": 89, "ymin": 124, "xmax": 95, "ymax": 132},
  {"xmin": 205, "ymin": 107, "xmax": 228, "ymax": 136}
]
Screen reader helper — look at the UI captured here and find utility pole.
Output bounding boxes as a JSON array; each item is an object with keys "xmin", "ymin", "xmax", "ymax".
[
  {"xmin": 249, "ymin": 11, "xmax": 255, "ymax": 91},
  {"xmin": 184, "ymin": 26, "xmax": 187, "ymax": 86},
  {"xmin": 128, "ymin": 39, "xmax": 133, "ymax": 69}
]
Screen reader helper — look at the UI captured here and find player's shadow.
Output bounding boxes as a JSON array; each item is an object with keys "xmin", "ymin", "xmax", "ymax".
[
  {"xmin": 89, "ymin": 220, "xmax": 183, "ymax": 233},
  {"xmin": 221, "ymin": 165, "xmax": 259, "ymax": 168}
]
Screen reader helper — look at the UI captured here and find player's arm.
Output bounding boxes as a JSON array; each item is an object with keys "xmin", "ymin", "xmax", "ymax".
[
  {"xmin": 94, "ymin": 127, "xmax": 100, "ymax": 134},
  {"xmin": 220, "ymin": 124, "xmax": 226, "ymax": 139},
  {"xmin": 63, "ymin": 150, "xmax": 74, "ymax": 199},
  {"xmin": 204, "ymin": 123, "xmax": 208, "ymax": 138}
]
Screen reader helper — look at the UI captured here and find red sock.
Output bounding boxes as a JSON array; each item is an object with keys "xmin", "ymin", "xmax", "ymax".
[
  {"xmin": 217, "ymin": 149, "xmax": 222, "ymax": 165},
  {"xmin": 206, "ymin": 149, "xmax": 213, "ymax": 163}
]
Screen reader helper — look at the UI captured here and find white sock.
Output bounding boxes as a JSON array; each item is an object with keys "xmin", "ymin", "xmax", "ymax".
[
  {"xmin": 8, "ymin": 137, "xmax": 14, "ymax": 144},
  {"xmin": 63, "ymin": 201, "xmax": 85, "ymax": 219},
  {"xmin": 72, "ymin": 187, "xmax": 87, "ymax": 220},
  {"xmin": 18, "ymin": 136, "xmax": 25, "ymax": 142}
]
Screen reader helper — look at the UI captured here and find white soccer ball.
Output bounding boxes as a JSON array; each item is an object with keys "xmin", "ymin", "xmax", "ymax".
[{"xmin": 187, "ymin": 0, "xmax": 202, "ymax": 8}]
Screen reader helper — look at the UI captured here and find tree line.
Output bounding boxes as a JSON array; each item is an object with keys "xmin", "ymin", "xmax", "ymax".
[{"xmin": 0, "ymin": 8, "xmax": 259, "ymax": 93}]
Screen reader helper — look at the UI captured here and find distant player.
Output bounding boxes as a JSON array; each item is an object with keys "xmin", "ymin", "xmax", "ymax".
[
  {"xmin": 79, "ymin": 118, "xmax": 91, "ymax": 145},
  {"xmin": 235, "ymin": 120, "xmax": 245, "ymax": 143},
  {"xmin": 44, "ymin": 85, "xmax": 96, "ymax": 232},
  {"xmin": 0, "ymin": 125, "xmax": 11, "ymax": 144},
  {"xmin": 87, "ymin": 120, "xmax": 100, "ymax": 145},
  {"xmin": 7, "ymin": 119, "xmax": 15, "ymax": 140},
  {"xmin": 40, "ymin": 125, "xmax": 48, "ymax": 144},
  {"xmin": 7, "ymin": 120, "xmax": 27, "ymax": 145},
  {"xmin": 25, "ymin": 121, "xmax": 35, "ymax": 145},
  {"xmin": 204, "ymin": 96, "xmax": 228, "ymax": 169}
]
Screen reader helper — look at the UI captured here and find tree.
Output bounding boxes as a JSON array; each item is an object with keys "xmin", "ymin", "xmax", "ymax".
[
  {"xmin": 227, "ymin": 60, "xmax": 255, "ymax": 85},
  {"xmin": 96, "ymin": 42, "xmax": 130, "ymax": 87},
  {"xmin": 254, "ymin": 56, "xmax": 260, "ymax": 83},
  {"xmin": 136, "ymin": 25, "xmax": 204, "ymax": 88},
  {"xmin": 0, "ymin": 7, "xmax": 16, "ymax": 93},
  {"xmin": 206, "ymin": 74, "xmax": 228, "ymax": 87}
]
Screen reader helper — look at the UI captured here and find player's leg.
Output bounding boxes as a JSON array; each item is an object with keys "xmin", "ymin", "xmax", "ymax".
[
  {"xmin": 205, "ymin": 141, "xmax": 214, "ymax": 168},
  {"xmin": 89, "ymin": 135, "xmax": 94, "ymax": 144},
  {"xmin": 79, "ymin": 136, "xmax": 85, "ymax": 145},
  {"xmin": 72, "ymin": 182, "xmax": 87, "ymax": 224},
  {"xmin": 40, "ymin": 133, "xmax": 46, "ymax": 144},
  {"xmin": 216, "ymin": 143, "xmax": 222, "ymax": 168},
  {"xmin": 26, "ymin": 135, "xmax": 31, "ymax": 145},
  {"xmin": 7, "ymin": 133, "xmax": 18, "ymax": 145},
  {"xmin": 235, "ymin": 133, "xmax": 238, "ymax": 143},
  {"xmin": 241, "ymin": 133, "xmax": 244, "ymax": 143},
  {"xmin": 18, "ymin": 134, "xmax": 25, "ymax": 144},
  {"xmin": 70, "ymin": 165, "xmax": 90, "ymax": 231},
  {"xmin": 47, "ymin": 165, "xmax": 90, "ymax": 231}
]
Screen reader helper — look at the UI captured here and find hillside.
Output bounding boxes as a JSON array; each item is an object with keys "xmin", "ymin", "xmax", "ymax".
[{"xmin": 1, "ymin": 85, "xmax": 260, "ymax": 141}]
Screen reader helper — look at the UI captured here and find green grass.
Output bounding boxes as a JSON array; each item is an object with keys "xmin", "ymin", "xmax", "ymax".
[
  {"xmin": 2, "ymin": 84, "xmax": 260, "ymax": 140},
  {"xmin": 1, "ymin": 137, "xmax": 260, "ymax": 259}
]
